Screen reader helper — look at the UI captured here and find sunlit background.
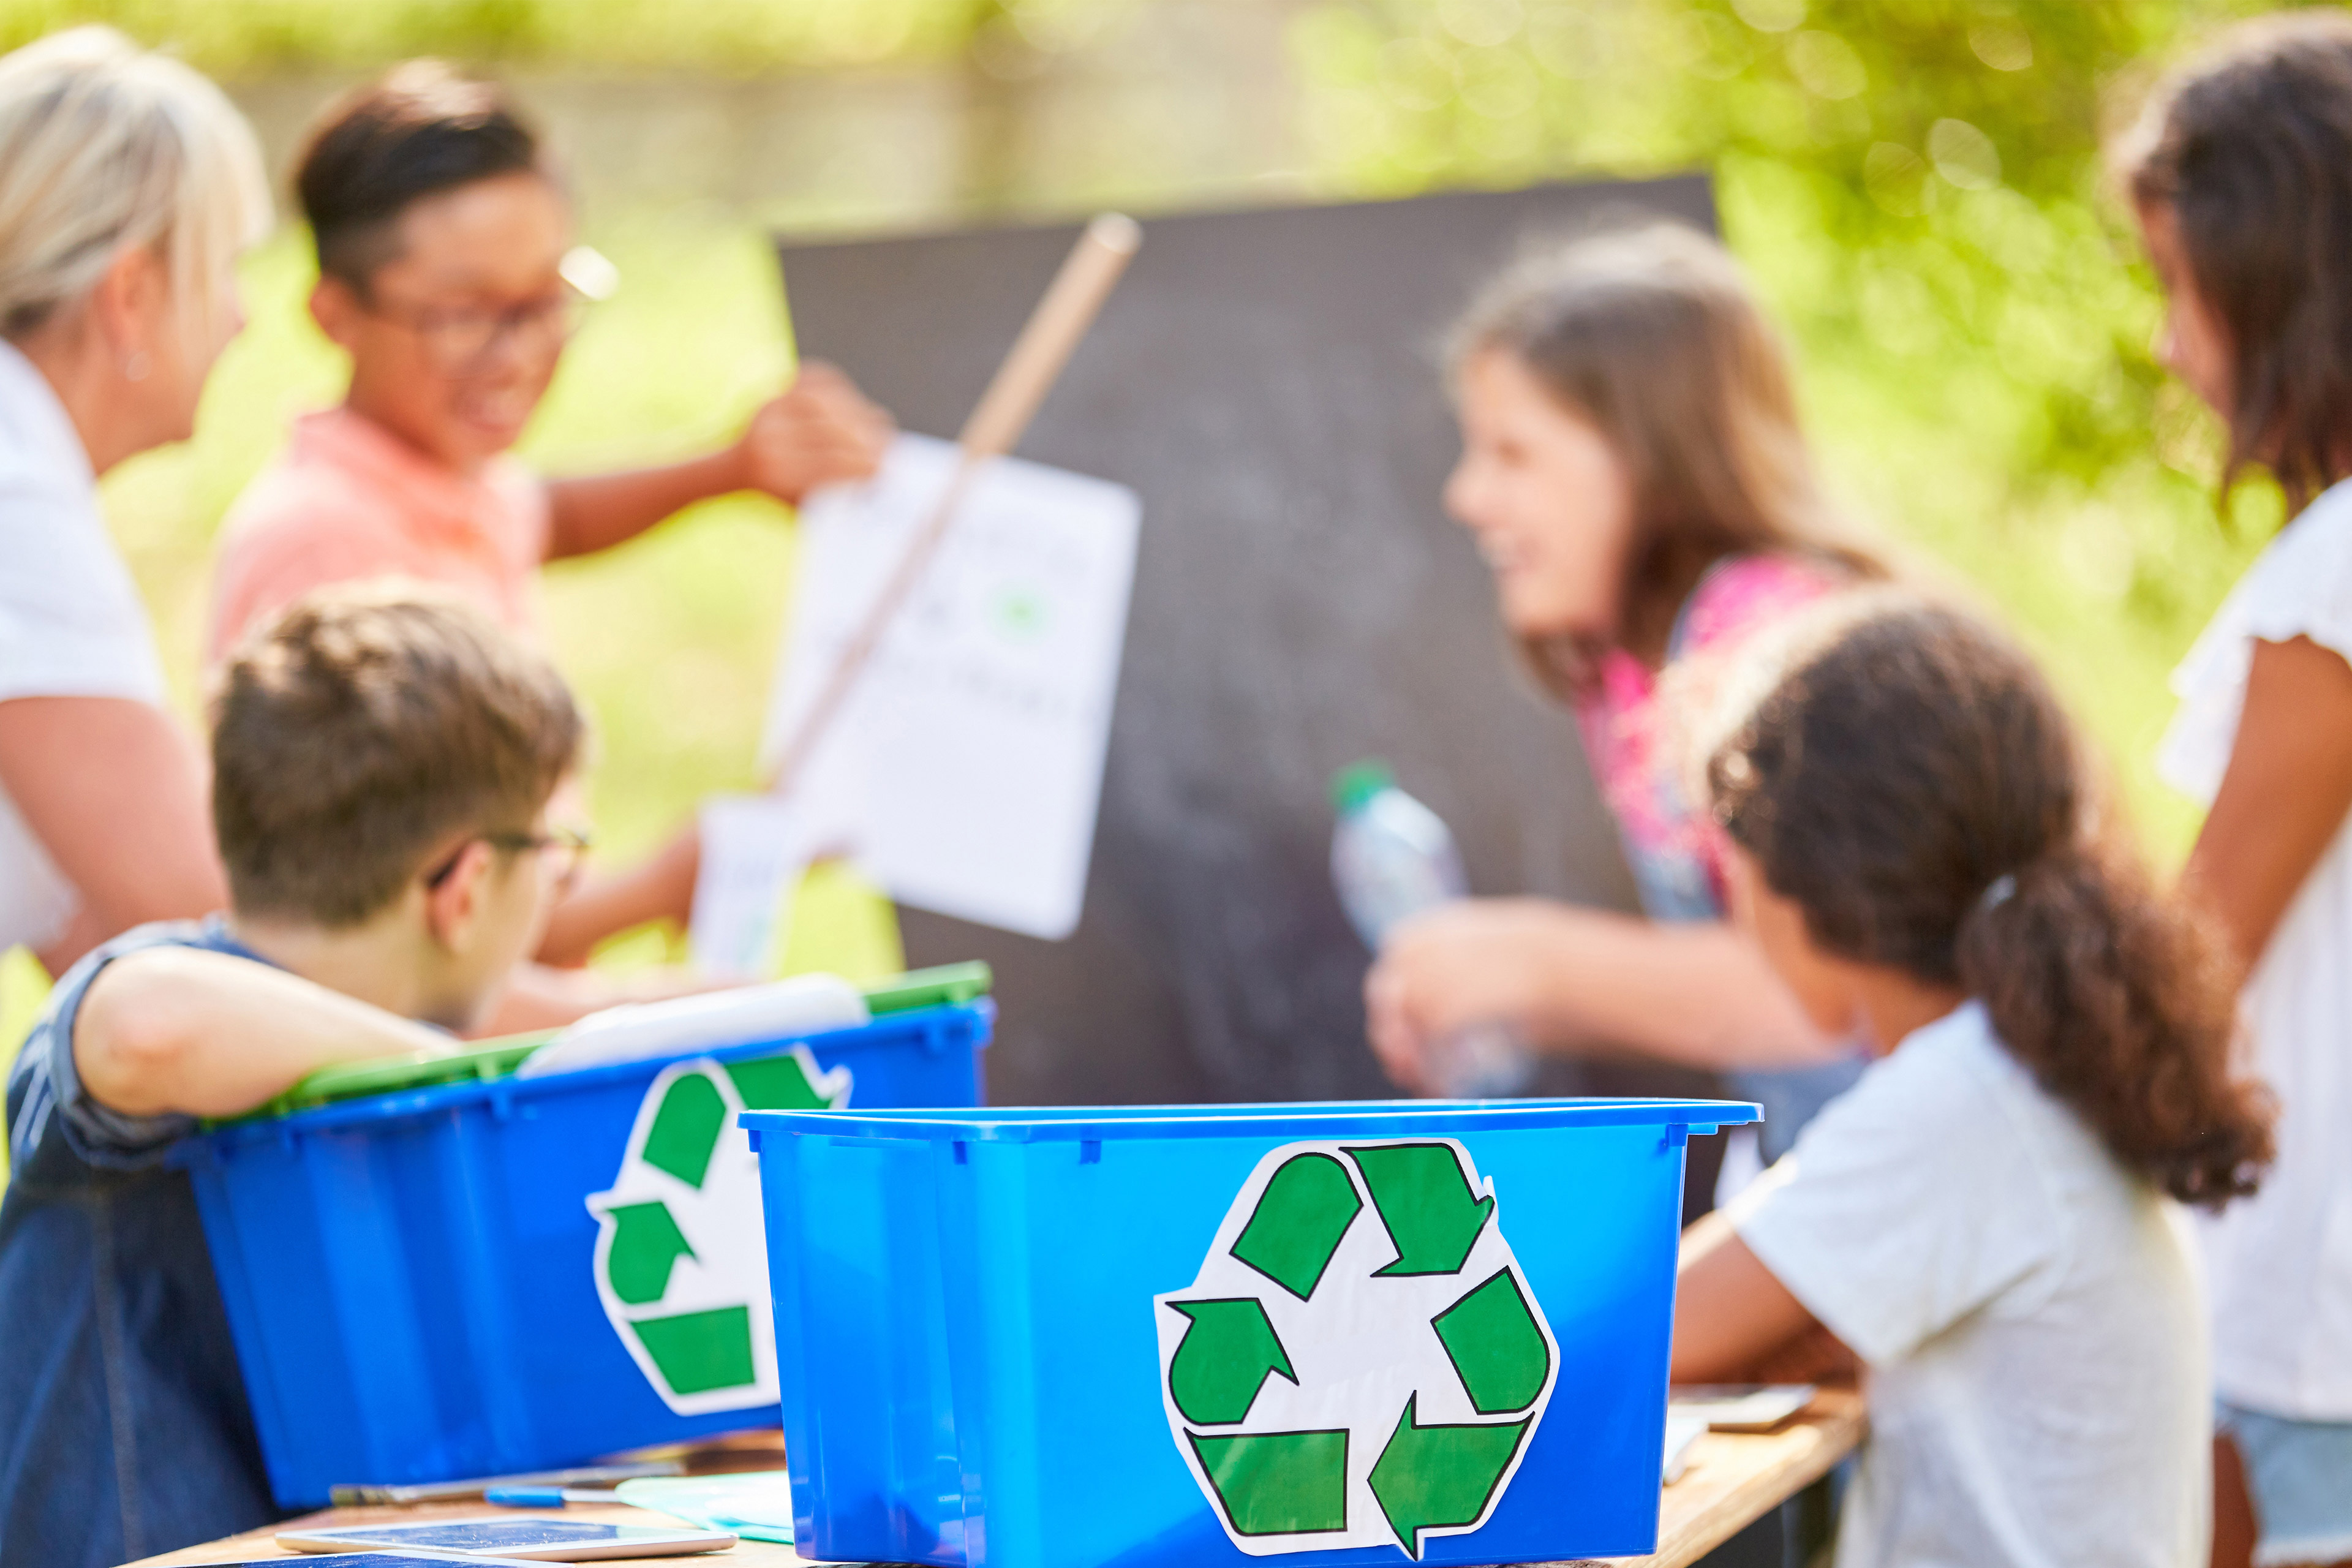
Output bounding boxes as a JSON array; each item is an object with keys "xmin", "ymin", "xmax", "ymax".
[{"xmin": 0, "ymin": 0, "xmax": 2309, "ymax": 1055}]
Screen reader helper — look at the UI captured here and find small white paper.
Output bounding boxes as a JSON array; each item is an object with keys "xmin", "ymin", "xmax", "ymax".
[
  {"xmin": 689, "ymin": 793, "xmax": 807, "ymax": 979},
  {"xmin": 1670, "ymin": 1383, "xmax": 1815, "ymax": 1432},
  {"xmin": 763, "ymin": 432, "xmax": 1140, "ymax": 941}
]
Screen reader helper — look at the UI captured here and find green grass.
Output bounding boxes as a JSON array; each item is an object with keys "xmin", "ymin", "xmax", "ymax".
[{"xmin": 0, "ymin": 947, "xmax": 45, "ymax": 1185}]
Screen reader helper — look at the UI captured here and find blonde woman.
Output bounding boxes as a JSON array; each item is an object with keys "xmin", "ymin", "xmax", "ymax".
[{"xmin": 0, "ymin": 27, "xmax": 267, "ymax": 985}]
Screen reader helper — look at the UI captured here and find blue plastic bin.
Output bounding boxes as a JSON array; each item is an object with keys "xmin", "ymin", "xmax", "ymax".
[
  {"xmin": 177, "ymin": 993, "xmax": 990, "ymax": 1509},
  {"xmin": 742, "ymin": 1096, "xmax": 1756, "ymax": 1568}
]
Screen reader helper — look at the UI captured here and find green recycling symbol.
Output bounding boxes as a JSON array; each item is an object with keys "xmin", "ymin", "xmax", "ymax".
[
  {"xmin": 1154, "ymin": 1139, "xmax": 1556, "ymax": 1559},
  {"xmin": 587, "ymin": 1047, "xmax": 850, "ymax": 1414}
]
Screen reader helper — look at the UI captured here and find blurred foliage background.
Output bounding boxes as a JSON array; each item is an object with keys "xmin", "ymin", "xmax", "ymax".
[
  {"xmin": 1289, "ymin": 0, "xmax": 2298, "ymax": 850},
  {"xmin": 0, "ymin": 0, "xmax": 2324, "ymax": 1068},
  {"xmin": 0, "ymin": 0, "xmax": 983, "ymax": 71}
]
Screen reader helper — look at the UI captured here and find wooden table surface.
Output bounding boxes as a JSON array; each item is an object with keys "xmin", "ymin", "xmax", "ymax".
[
  {"xmin": 1575, "ymin": 1387, "xmax": 1864, "ymax": 1568},
  {"xmin": 127, "ymin": 1390, "xmax": 1864, "ymax": 1568}
]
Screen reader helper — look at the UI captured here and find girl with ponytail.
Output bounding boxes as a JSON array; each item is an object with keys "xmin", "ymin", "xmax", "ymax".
[{"xmin": 1673, "ymin": 597, "xmax": 2271, "ymax": 1568}]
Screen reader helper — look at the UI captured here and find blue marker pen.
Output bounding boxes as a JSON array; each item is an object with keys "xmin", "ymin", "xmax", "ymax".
[{"xmin": 483, "ymin": 1485, "xmax": 626, "ymax": 1508}]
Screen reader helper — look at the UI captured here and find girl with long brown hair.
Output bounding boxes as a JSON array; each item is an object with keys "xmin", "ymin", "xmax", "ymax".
[
  {"xmin": 1365, "ymin": 221, "xmax": 1882, "ymax": 1166},
  {"xmin": 2124, "ymin": 15, "xmax": 2352, "ymax": 1563},
  {"xmin": 1675, "ymin": 597, "xmax": 2271, "ymax": 1568}
]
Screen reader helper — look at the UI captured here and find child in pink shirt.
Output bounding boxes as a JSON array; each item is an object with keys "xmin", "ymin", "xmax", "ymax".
[
  {"xmin": 1364, "ymin": 224, "xmax": 1887, "ymax": 1164},
  {"xmin": 209, "ymin": 62, "xmax": 891, "ymax": 988},
  {"xmin": 212, "ymin": 402, "xmax": 550, "ymax": 656}
]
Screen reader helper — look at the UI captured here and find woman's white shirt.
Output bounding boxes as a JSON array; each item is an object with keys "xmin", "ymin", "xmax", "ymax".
[
  {"xmin": 1729, "ymin": 1001, "xmax": 2209, "ymax": 1568},
  {"xmin": 2160, "ymin": 476, "xmax": 2352, "ymax": 1422},
  {"xmin": 0, "ymin": 339, "xmax": 168, "ymax": 953}
]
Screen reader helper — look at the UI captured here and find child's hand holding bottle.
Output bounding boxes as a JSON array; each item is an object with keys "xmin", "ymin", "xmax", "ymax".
[{"xmin": 1332, "ymin": 761, "xmax": 1536, "ymax": 1098}]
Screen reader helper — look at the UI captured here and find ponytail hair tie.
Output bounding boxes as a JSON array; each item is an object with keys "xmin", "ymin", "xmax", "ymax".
[{"xmin": 1977, "ymin": 872, "xmax": 2017, "ymax": 916}]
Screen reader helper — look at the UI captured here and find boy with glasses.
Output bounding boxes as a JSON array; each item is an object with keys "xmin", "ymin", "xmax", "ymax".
[
  {"xmin": 211, "ymin": 59, "xmax": 891, "ymax": 657},
  {"xmin": 0, "ymin": 588, "xmax": 592, "ymax": 1568},
  {"xmin": 206, "ymin": 62, "xmax": 892, "ymax": 987}
]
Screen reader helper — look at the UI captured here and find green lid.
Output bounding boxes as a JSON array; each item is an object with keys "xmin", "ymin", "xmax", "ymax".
[
  {"xmin": 1331, "ymin": 759, "xmax": 1396, "ymax": 815},
  {"xmin": 865, "ymin": 960, "xmax": 993, "ymax": 1014},
  {"xmin": 242, "ymin": 1032, "xmax": 558, "ymax": 1121},
  {"xmin": 232, "ymin": 962, "xmax": 995, "ymax": 1121}
]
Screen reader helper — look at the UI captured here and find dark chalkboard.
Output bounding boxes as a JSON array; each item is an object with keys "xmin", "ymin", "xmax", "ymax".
[{"xmin": 775, "ymin": 176, "xmax": 1718, "ymax": 1109}]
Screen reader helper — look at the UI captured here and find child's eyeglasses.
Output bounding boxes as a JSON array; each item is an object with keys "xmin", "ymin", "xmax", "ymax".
[
  {"xmin": 424, "ymin": 825, "xmax": 595, "ymax": 895},
  {"xmin": 360, "ymin": 285, "xmax": 592, "ymax": 373},
  {"xmin": 356, "ymin": 246, "xmax": 616, "ymax": 375}
]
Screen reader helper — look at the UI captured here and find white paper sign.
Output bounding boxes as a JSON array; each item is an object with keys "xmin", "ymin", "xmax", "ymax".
[
  {"xmin": 688, "ymin": 794, "xmax": 806, "ymax": 979},
  {"xmin": 761, "ymin": 432, "xmax": 1140, "ymax": 940}
]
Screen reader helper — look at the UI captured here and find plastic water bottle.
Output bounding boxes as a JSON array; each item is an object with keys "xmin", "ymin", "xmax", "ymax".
[{"xmin": 1331, "ymin": 761, "xmax": 1535, "ymax": 1098}]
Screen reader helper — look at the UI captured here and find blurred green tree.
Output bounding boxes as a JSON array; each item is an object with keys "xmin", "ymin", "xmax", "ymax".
[{"xmin": 0, "ymin": 0, "xmax": 988, "ymax": 74}]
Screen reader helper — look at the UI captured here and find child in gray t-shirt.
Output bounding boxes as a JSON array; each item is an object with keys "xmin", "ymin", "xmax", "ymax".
[{"xmin": 0, "ymin": 590, "xmax": 587, "ymax": 1568}]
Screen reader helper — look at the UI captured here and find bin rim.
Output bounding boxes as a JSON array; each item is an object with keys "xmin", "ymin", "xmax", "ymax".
[
  {"xmin": 741, "ymin": 1095, "xmax": 1758, "ymax": 1145},
  {"xmin": 224, "ymin": 962, "xmax": 994, "ymax": 1121},
  {"xmin": 178, "ymin": 998, "xmax": 993, "ymax": 1155}
]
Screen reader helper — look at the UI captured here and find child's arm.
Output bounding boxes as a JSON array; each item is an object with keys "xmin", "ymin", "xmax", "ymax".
[
  {"xmin": 532, "ymin": 822, "xmax": 698, "ymax": 969},
  {"xmin": 1671, "ymin": 1210, "xmax": 1826, "ymax": 1384},
  {"xmin": 1365, "ymin": 899, "xmax": 1835, "ymax": 1090},
  {"xmin": 2183, "ymin": 634, "xmax": 2352, "ymax": 969},
  {"xmin": 74, "ymin": 947, "xmax": 451, "ymax": 1120},
  {"xmin": 475, "ymin": 959, "xmax": 723, "ymax": 1035},
  {"xmin": 543, "ymin": 363, "xmax": 892, "ymax": 562}
]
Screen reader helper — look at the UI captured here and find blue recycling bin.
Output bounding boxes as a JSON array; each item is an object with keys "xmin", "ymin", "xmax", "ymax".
[
  {"xmin": 176, "ymin": 968, "xmax": 991, "ymax": 1508},
  {"xmin": 744, "ymin": 1096, "xmax": 1756, "ymax": 1568}
]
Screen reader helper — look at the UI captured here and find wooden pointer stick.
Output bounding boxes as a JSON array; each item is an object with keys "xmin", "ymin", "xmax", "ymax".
[{"xmin": 766, "ymin": 213, "xmax": 1142, "ymax": 796}]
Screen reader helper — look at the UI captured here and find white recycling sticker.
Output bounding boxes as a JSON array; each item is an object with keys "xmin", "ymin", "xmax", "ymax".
[
  {"xmin": 1153, "ymin": 1139, "xmax": 1557, "ymax": 1559},
  {"xmin": 586, "ymin": 1047, "xmax": 850, "ymax": 1414}
]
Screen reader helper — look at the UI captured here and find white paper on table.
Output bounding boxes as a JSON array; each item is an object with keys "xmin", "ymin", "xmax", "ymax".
[
  {"xmin": 1670, "ymin": 1383, "xmax": 1816, "ymax": 1432},
  {"xmin": 761, "ymin": 432, "xmax": 1140, "ymax": 941},
  {"xmin": 688, "ymin": 793, "xmax": 808, "ymax": 979}
]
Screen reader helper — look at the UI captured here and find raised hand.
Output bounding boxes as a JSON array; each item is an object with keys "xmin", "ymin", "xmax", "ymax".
[{"xmin": 735, "ymin": 361, "xmax": 895, "ymax": 504}]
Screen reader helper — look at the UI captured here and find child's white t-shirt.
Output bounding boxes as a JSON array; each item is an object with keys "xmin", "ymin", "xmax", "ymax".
[
  {"xmin": 1728, "ymin": 1001, "xmax": 2208, "ymax": 1568},
  {"xmin": 2159, "ymin": 475, "xmax": 2352, "ymax": 1422}
]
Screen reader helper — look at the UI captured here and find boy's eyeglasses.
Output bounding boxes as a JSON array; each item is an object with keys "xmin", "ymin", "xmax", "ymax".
[
  {"xmin": 424, "ymin": 825, "xmax": 595, "ymax": 895},
  {"xmin": 360, "ymin": 285, "xmax": 592, "ymax": 374}
]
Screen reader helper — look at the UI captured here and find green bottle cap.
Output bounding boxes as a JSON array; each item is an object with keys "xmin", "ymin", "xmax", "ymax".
[{"xmin": 1331, "ymin": 760, "xmax": 1396, "ymax": 815}]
